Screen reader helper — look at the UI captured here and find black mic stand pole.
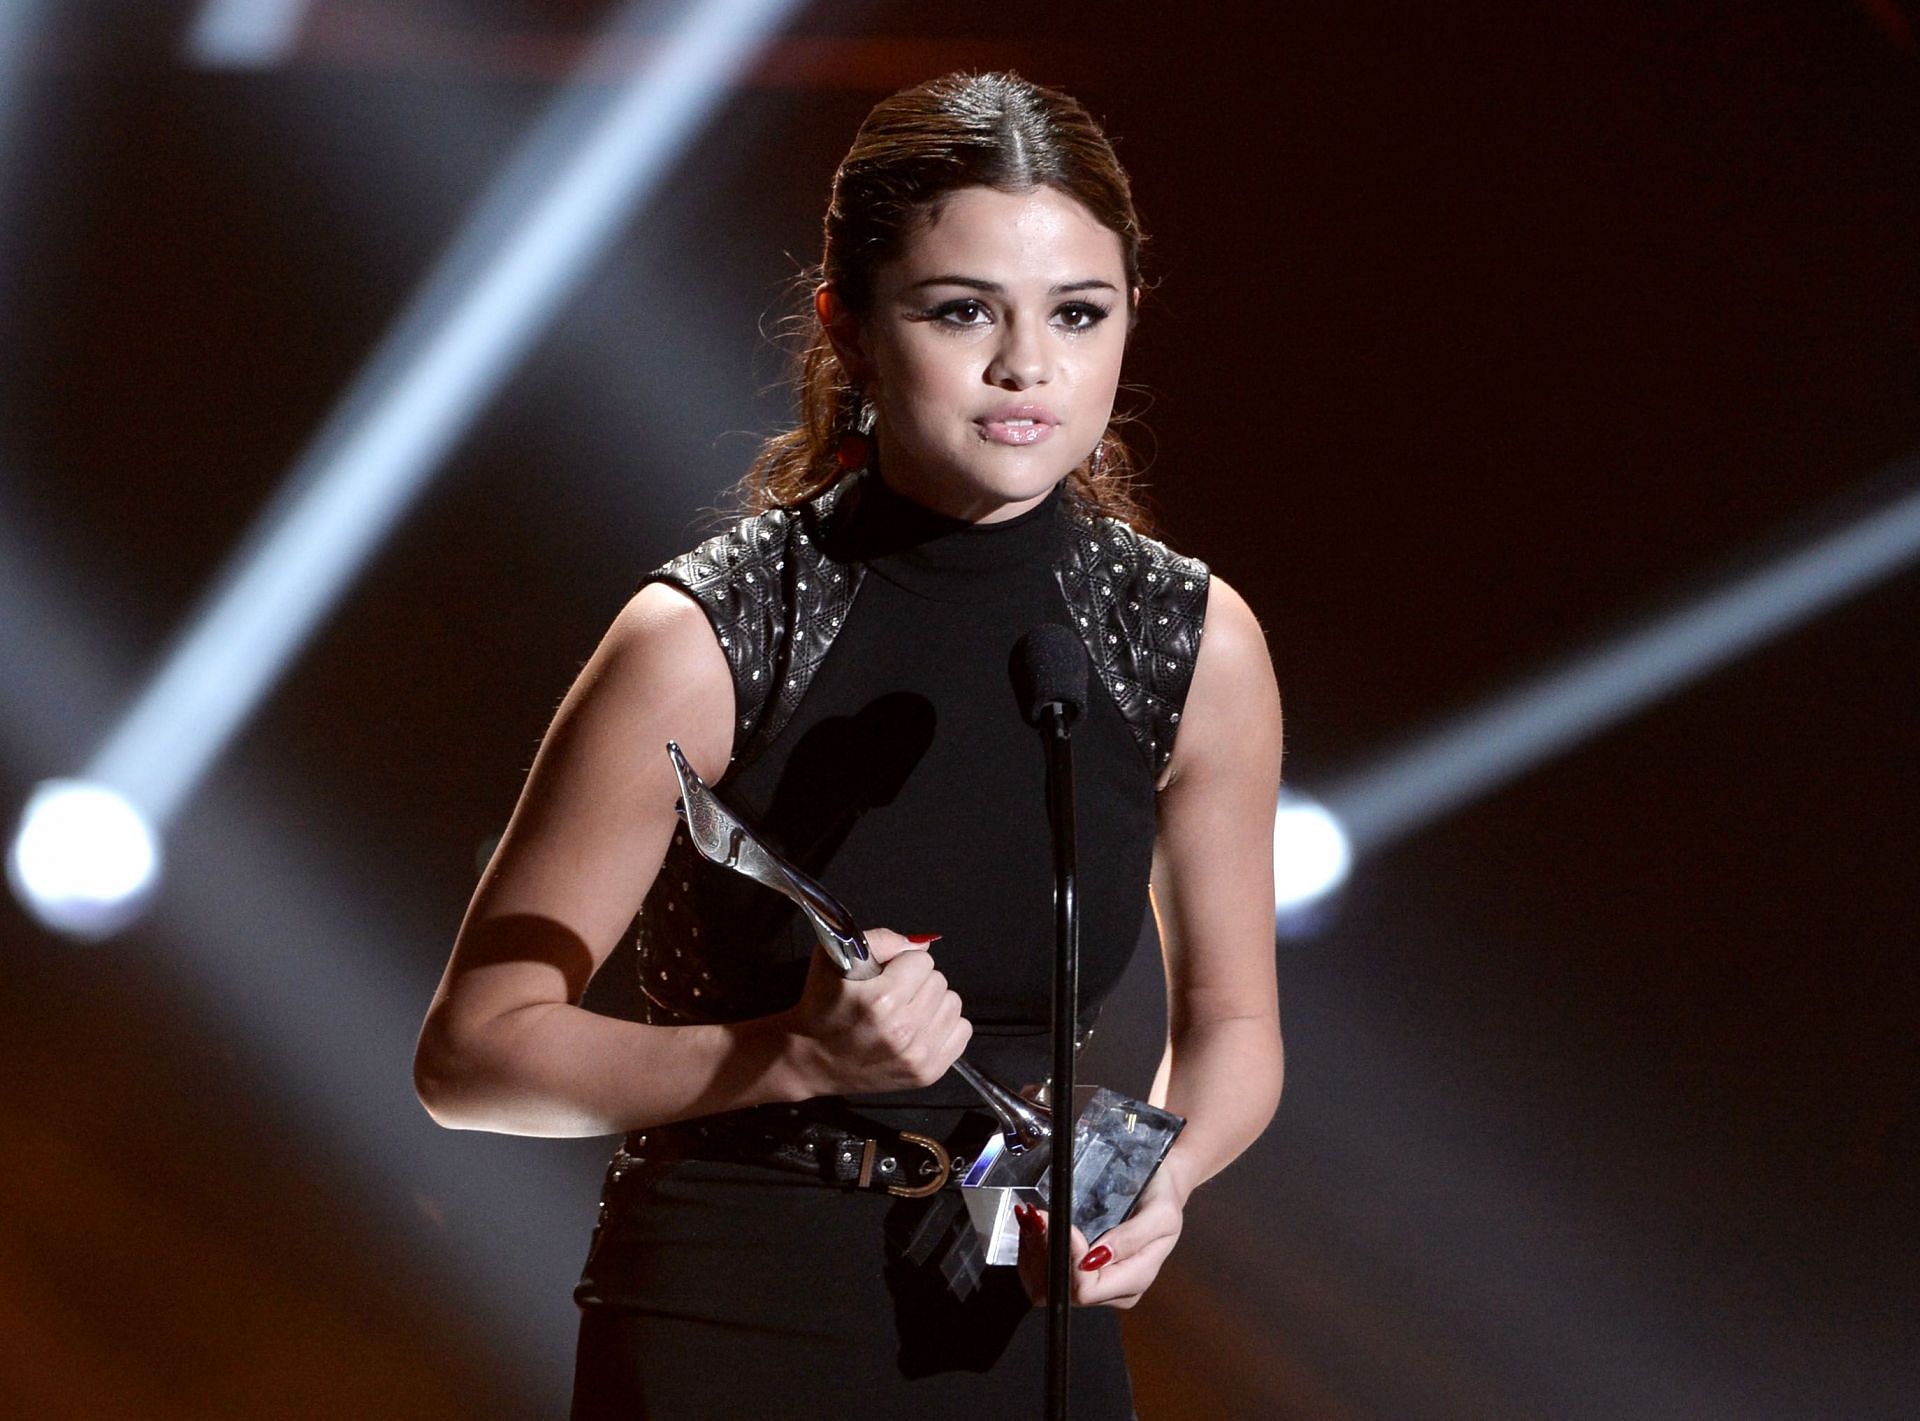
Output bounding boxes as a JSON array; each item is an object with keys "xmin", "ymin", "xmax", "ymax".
[{"xmin": 1041, "ymin": 696, "xmax": 1078, "ymax": 1421}]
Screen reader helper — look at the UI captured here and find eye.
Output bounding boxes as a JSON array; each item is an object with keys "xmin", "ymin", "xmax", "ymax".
[
  {"xmin": 927, "ymin": 298, "xmax": 992, "ymax": 328},
  {"xmin": 1053, "ymin": 301, "xmax": 1113, "ymax": 332}
]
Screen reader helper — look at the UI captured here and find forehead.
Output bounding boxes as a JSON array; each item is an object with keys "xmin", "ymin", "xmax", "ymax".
[{"xmin": 888, "ymin": 185, "xmax": 1126, "ymax": 287}]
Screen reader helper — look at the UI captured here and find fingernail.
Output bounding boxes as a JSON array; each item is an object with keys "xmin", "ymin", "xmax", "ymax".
[
  {"xmin": 906, "ymin": 933, "xmax": 942, "ymax": 944},
  {"xmin": 1079, "ymin": 1245, "xmax": 1112, "ymax": 1272}
]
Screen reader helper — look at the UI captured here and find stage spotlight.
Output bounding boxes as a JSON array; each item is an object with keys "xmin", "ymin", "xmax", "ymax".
[
  {"xmin": 184, "ymin": 0, "xmax": 313, "ymax": 69},
  {"xmin": 1273, "ymin": 788, "xmax": 1353, "ymax": 917},
  {"xmin": 38, "ymin": 0, "xmax": 804, "ymax": 936},
  {"xmin": 7, "ymin": 779, "xmax": 161, "ymax": 941}
]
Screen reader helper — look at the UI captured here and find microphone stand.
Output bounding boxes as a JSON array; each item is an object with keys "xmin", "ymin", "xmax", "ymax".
[{"xmin": 1039, "ymin": 696, "xmax": 1078, "ymax": 1421}]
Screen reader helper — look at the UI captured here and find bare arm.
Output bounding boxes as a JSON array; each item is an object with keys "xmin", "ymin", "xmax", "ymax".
[
  {"xmin": 412, "ymin": 582, "xmax": 970, "ymax": 1137},
  {"xmin": 1022, "ymin": 573, "xmax": 1284, "ymax": 1308},
  {"xmin": 1146, "ymin": 572, "xmax": 1286, "ymax": 1194}
]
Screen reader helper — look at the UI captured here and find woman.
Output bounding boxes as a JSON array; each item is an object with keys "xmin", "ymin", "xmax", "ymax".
[{"xmin": 414, "ymin": 71, "xmax": 1284, "ymax": 1419}]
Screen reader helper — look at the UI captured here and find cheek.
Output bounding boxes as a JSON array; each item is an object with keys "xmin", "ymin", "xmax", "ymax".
[
  {"xmin": 889, "ymin": 351, "xmax": 978, "ymax": 422},
  {"xmin": 1070, "ymin": 345, "xmax": 1126, "ymax": 409}
]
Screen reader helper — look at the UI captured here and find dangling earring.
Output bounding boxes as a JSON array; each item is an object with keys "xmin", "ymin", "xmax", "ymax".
[{"xmin": 836, "ymin": 394, "xmax": 876, "ymax": 471}]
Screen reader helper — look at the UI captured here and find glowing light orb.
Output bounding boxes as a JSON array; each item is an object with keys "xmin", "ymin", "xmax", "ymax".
[
  {"xmin": 1273, "ymin": 790, "xmax": 1352, "ymax": 915},
  {"xmin": 7, "ymin": 779, "xmax": 162, "ymax": 940}
]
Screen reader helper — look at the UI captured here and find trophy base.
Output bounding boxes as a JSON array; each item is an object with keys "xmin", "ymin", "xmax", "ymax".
[{"xmin": 963, "ymin": 1085, "xmax": 1183, "ymax": 1264}]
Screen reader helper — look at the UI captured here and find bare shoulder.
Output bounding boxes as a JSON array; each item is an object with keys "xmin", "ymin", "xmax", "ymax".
[
  {"xmin": 1162, "ymin": 574, "xmax": 1282, "ymax": 790},
  {"xmin": 606, "ymin": 580, "xmax": 731, "ymax": 677},
  {"xmin": 1197, "ymin": 576, "xmax": 1276, "ymax": 692},
  {"xmin": 522, "ymin": 580, "xmax": 737, "ymax": 797}
]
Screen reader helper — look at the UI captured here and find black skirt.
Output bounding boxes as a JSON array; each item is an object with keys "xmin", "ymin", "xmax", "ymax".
[{"xmin": 570, "ymin": 1108, "xmax": 1136, "ymax": 1419}]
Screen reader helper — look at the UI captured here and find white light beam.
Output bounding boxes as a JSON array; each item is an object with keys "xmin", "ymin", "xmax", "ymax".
[
  {"xmin": 1323, "ymin": 454, "xmax": 1920, "ymax": 856},
  {"xmin": 90, "ymin": 0, "xmax": 805, "ymax": 831}
]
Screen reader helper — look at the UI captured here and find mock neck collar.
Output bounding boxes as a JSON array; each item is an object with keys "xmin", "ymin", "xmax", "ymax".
[{"xmin": 828, "ymin": 472, "xmax": 1067, "ymax": 603}]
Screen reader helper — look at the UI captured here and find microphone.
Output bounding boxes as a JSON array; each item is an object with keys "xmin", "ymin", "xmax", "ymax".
[{"xmin": 1010, "ymin": 624, "xmax": 1089, "ymax": 727}]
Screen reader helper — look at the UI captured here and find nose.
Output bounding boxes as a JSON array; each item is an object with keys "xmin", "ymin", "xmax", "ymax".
[{"xmin": 985, "ymin": 315, "xmax": 1050, "ymax": 390}]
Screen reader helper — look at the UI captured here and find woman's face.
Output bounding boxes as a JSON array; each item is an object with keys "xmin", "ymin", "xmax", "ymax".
[{"xmin": 834, "ymin": 185, "xmax": 1134, "ymax": 523}]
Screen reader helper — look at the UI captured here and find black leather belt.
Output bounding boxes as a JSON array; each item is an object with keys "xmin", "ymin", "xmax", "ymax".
[{"xmin": 621, "ymin": 1108, "xmax": 992, "ymax": 1197}]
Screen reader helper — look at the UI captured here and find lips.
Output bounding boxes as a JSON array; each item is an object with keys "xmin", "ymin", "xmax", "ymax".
[{"xmin": 976, "ymin": 404, "xmax": 1058, "ymax": 447}]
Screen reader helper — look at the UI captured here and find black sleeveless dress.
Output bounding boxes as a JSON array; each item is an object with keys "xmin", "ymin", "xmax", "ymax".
[{"xmin": 571, "ymin": 477, "xmax": 1185, "ymax": 1420}]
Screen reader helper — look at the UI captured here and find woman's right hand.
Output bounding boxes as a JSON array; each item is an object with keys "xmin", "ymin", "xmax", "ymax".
[{"xmin": 781, "ymin": 929, "xmax": 973, "ymax": 1095}]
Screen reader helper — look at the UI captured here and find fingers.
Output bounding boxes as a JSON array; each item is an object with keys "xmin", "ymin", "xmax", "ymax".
[
  {"xmin": 1014, "ymin": 1204, "xmax": 1178, "ymax": 1310},
  {"xmin": 863, "ymin": 926, "xmax": 940, "ymax": 967},
  {"xmin": 1073, "ymin": 1232, "xmax": 1178, "ymax": 1309},
  {"xmin": 797, "ymin": 927, "xmax": 968, "ymax": 1091},
  {"xmin": 1013, "ymin": 1204, "xmax": 1092, "ymax": 1306}
]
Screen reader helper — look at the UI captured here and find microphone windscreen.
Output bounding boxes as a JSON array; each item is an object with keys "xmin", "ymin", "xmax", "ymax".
[{"xmin": 1011, "ymin": 624, "xmax": 1090, "ymax": 725}]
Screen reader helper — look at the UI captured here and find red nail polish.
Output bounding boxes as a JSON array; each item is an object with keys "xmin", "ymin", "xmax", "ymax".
[
  {"xmin": 1079, "ymin": 1245, "xmax": 1112, "ymax": 1272},
  {"xmin": 906, "ymin": 933, "xmax": 942, "ymax": 943}
]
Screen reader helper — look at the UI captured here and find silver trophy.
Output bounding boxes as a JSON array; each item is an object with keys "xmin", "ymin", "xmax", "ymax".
[{"xmin": 665, "ymin": 741, "xmax": 1182, "ymax": 1257}]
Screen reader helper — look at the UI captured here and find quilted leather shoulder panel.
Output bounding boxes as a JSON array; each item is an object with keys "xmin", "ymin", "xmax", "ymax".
[
  {"xmin": 648, "ymin": 481, "xmax": 1206, "ymax": 777},
  {"xmin": 645, "ymin": 480, "xmax": 862, "ymax": 767},
  {"xmin": 1055, "ymin": 512, "xmax": 1210, "ymax": 777}
]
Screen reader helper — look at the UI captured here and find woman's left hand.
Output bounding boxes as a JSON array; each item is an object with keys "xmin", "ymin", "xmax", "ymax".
[{"xmin": 1013, "ymin": 1161, "xmax": 1190, "ymax": 1309}]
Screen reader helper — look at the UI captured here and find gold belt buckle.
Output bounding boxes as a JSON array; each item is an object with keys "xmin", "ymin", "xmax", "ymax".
[{"xmin": 885, "ymin": 1131, "xmax": 952, "ymax": 1198}]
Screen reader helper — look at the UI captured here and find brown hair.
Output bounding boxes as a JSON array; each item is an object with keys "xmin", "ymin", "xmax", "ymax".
[{"xmin": 740, "ymin": 71, "xmax": 1154, "ymax": 529}]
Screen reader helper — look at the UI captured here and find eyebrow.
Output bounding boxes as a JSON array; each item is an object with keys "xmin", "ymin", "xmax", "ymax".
[{"xmin": 906, "ymin": 276, "xmax": 1119, "ymax": 295}]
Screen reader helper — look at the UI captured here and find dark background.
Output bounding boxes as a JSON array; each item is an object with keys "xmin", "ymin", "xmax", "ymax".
[{"xmin": 2, "ymin": 3, "xmax": 1915, "ymax": 1416}]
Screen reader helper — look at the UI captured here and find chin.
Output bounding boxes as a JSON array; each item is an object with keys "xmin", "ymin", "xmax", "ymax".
[
  {"xmin": 887, "ymin": 443, "xmax": 1079, "ymax": 520},
  {"xmin": 957, "ymin": 466, "xmax": 1070, "ymax": 515},
  {"xmin": 974, "ymin": 448, "xmax": 1087, "ymax": 496}
]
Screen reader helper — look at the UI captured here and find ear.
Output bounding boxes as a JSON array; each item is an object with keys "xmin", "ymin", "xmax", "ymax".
[{"xmin": 815, "ymin": 284, "xmax": 875, "ymax": 387}]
